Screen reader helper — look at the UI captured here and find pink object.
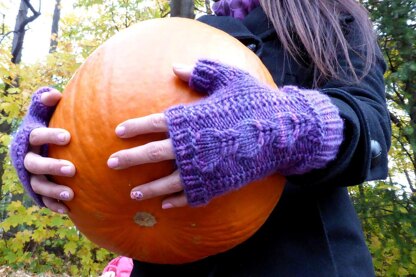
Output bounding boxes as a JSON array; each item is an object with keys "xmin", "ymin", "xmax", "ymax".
[{"xmin": 102, "ymin": 256, "xmax": 133, "ymax": 277}]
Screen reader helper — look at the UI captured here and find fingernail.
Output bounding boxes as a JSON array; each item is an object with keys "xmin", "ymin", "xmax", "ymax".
[
  {"xmin": 131, "ymin": 191, "xmax": 143, "ymax": 200},
  {"xmin": 57, "ymin": 208, "xmax": 66, "ymax": 214},
  {"xmin": 115, "ymin": 126, "xmax": 125, "ymax": 136},
  {"xmin": 173, "ymin": 63, "xmax": 187, "ymax": 69},
  {"xmin": 59, "ymin": 191, "xmax": 70, "ymax": 200},
  {"xmin": 107, "ymin": 157, "xmax": 119, "ymax": 168},
  {"xmin": 61, "ymin": 165, "xmax": 73, "ymax": 175},
  {"xmin": 162, "ymin": 203, "xmax": 174, "ymax": 209},
  {"xmin": 40, "ymin": 92, "xmax": 51, "ymax": 102},
  {"xmin": 57, "ymin": 133, "xmax": 67, "ymax": 142},
  {"xmin": 173, "ymin": 63, "xmax": 192, "ymax": 72}
]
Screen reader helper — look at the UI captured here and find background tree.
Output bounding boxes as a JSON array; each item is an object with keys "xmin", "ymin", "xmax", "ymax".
[
  {"xmin": 1, "ymin": 0, "xmax": 41, "ymax": 163},
  {"xmin": 170, "ymin": 0, "xmax": 194, "ymax": 18},
  {"xmin": 0, "ymin": 0, "xmax": 414, "ymax": 275},
  {"xmin": 351, "ymin": 0, "xmax": 416, "ymax": 275},
  {"xmin": 364, "ymin": 0, "xmax": 416, "ymax": 192},
  {"xmin": 49, "ymin": 0, "xmax": 61, "ymax": 53},
  {"xmin": 10, "ymin": 0, "xmax": 41, "ymax": 65},
  {"xmin": 1, "ymin": 0, "xmax": 41, "ymax": 217}
]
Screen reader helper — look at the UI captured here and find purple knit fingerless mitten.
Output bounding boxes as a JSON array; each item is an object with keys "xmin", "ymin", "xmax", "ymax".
[
  {"xmin": 9, "ymin": 87, "xmax": 56, "ymax": 206},
  {"xmin": 165, "ymin": 60, "xmax": 344, "ymax": 206},
  {"xmin": 213, "ymin": 0, "xmax": 260, "ymax": 20}
]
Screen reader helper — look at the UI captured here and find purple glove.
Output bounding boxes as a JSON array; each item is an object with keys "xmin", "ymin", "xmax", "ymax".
[
  {"xmin": 213, "ymin": 0, "xmax": 260, "ymax": 20},
  {"xmin": 9, "ymin": 87, "xmax": 56, "ymax": 206},
  {"xmin": 164, "ymin": 60, "xmax": 344, "ymax": 206}
]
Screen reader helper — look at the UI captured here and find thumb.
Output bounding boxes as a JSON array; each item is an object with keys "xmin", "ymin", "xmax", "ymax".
[
  {"xmin": 40, "ymin": 88, "xmax": 62, "ymax": 107},
  {"xmin": 172, "ymin": 64, "xmax": 193, "ymax": 82},
  {"xmin": 188, "ymin": 59, "xmax": 249, "ymax": 95},
  {"xmin": 28, "ymin": 87, "xmax": 59, "ymax": 122}
]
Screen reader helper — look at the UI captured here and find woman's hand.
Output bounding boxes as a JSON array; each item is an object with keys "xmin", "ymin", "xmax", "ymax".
[
  {"xmin": 107, "ymin": 114, "xmax": 185, "ymax": 209},
  {"xmin": 107, "ymin": 64, "xmax": 193, "ymax": 209},
  {"xmin": 24, "ymin": 89, "xmax": 76, "ymax": 214}
]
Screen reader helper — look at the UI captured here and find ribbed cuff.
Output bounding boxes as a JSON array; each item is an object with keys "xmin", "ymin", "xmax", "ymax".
[
  {"xmin": 280, "ymin": 86, "xmax": 344, "ymax": 175},
  {"xmin": 10, "ymin": 121, "xmax": 47, "ymax": 207},
  {"xmin": 165, "ymin": 106, "xmax": 210, "ymax": 206}
]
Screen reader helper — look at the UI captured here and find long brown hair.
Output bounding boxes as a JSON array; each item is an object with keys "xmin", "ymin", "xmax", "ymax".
[{"xmin": 259, "ymin": 0, "xmax": 376, "ymax": 86}]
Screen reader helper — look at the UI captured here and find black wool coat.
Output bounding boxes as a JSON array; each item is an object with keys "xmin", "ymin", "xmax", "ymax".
[{"xmin": 132, "ymin": 6, "xmax": 391, "ymax": 277}]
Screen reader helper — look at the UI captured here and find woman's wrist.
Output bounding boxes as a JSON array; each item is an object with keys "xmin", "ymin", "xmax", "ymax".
[{"xmin": 164, "ymin": 60, "xmax": 344, "ymax": 206}]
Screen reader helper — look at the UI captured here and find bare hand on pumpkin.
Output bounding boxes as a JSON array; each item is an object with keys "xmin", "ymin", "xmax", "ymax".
[
  {"xmin": 24, "ymin": 65, "xmax": 190, "ymax": 214},
  {"xmin": 107, "ymin": 64, "xmax": 192, "ymax": 209},
  {"xmin": 24, "ymin": 89, "xmax": 75, "ymax": 214}
]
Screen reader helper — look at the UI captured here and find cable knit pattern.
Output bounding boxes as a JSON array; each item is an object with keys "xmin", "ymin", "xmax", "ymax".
[
  {"xmin": 165, "ymin": 60, "xmax": 344, "ymax": 206},
  {"xmin": 213, "ymin": 0, "xmax": 260, "ymax": 20},
  {"xmin": 9, "ymin": 87, "xmax": 56, "ymax": 207}
]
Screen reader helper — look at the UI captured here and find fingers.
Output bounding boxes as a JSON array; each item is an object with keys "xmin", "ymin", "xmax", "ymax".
[
  {"xmin": 162, "ymin": 193, "xmax": 188, "ymax": 209},
  {"xmin": 130, "ymin": 170, "xmax": 188, "ymax": 208},
  {"xmin": 26, "ymin": 126, "xmax": 74, "ymax": 214},
  {"xmin": 29, "ymin": 88, "xmax": 61, "ymax": 119},
  {"xmin": 40, "ymin": 88, "xmax": 62, "ymax": 106},
  {"xmin": 131, "ymin": 171, "xmax": 182, "ymax": 200},
  {"xmin": 188, "ymin": 60, "xmax": 248, "ymax": 95},
  {"xmin": 29, "ymin": 127, "xmax": 70, "ymax": 146},
  {"xmin": 43, "ymin": 196, "xmax": 70, "ymax": 214},
  {"xmin": 31, "ymin": 175, "xmax": 73, "ymax": 214},
  {"xmin": 115, "ymin": 113, "xmax": 168, "ymax": 138},
  {"xmin": 24, "ymin": 152, "xmax": 76, "ymax": 176},
  {"xmin": 108, "ymin": 139, "xmax": 174, "ymax": 169},
  {"xmin": 32, "ymin": 175, "xmax": 74, "ymax": 200}
]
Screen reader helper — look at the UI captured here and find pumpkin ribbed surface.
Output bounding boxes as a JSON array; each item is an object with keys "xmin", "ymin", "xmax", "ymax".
[{"xmin": 49, "ymin": 18, "xmax": 285, "ymax": 264}]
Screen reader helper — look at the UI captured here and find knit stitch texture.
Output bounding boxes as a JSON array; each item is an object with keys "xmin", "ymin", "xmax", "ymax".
[
  {"xmin": 213, "ymin": 0, "xmax": 260, "ymax": 20},
  {"xmin": 165, "ymin": 60, "xmax": 344, "ymax": 206},
  {"xmin": 9, "ymin": 87, "xmax": 56, "ymax": 207}
]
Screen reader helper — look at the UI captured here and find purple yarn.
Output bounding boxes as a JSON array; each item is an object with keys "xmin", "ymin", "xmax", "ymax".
[
  {"xmin": 213, "ymin": 0, "xmax": 260, "ymax": 20},
  {"xmin": 9, "ymin": 87, "xmax": 56, "ymax": 207},
  {"xmin": 165, "ymin": 60, "xmax": 344, "ymax": 206}
]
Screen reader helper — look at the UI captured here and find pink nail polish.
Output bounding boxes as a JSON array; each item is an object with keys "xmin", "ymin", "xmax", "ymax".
[
  {"xmin": 162, "ymin": 203, "xmax": 174, "ymax": 209},
  {"xmin": 57, "ymin": 209, "xmax": 66, "ymax": 214},
  {"xmin": 60, "ymin": 191, "xmax": 70, "ymax": 200},
  {"xmin": 131, "ymin": 191, "xmax": 143, "ymax": 200}
]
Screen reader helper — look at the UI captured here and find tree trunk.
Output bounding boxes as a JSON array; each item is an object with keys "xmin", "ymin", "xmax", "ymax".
[
  {"xmin": 4, "ymin": 0, "xmax": 40, "ymax": 91},
  {"xmin": 11, "ymin": 0, "xmax": 41, "ymax": 64},
  {"xmin": 49, "ymin": 0, "xmax": 61, "ymax": 53},
  {"xmin": 11, "ymin": 1, "xmax": 29, "ymax": 64},
  {"xmin": 170, "ymin": 0, "xmax": 194, "ymax": 18}
]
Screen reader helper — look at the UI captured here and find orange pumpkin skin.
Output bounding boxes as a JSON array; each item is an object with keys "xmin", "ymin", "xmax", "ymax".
[{"xmin": 49, "ymin": 18, "xmax": 285, "ymax": 264}]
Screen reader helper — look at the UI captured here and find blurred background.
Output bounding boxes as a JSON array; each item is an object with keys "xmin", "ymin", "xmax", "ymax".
[{"xmin": 0, "ymin": 0, "xmax": 415, "ymax": 276}]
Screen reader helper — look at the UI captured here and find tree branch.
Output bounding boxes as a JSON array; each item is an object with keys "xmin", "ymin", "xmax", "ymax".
[
  {"xmin": 0, "ymin": 31, "xmax": 14, "ymax": 45},
  {"xmin": 403, "ymin": 168, "xmax": 416, "ymax": 193},
  {"xmin": 22, "ymin": 0, "xmax": 40, "ymax": 15},
  {"xmin": 16, "ymin": 1, "xmax": 41, "ymax": 33},
  {"xmin": 11, "ymin": 0, "xmax": 42, "ymax": 64},
  {"xmin": 392, "ymin": 133, "xmax": 415, "ymax": 166}
]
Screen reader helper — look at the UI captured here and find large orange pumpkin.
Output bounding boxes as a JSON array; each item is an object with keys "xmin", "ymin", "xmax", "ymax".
[{"xmin": 49, "ymin": 18, "xmax": 285, "ymax": 264}]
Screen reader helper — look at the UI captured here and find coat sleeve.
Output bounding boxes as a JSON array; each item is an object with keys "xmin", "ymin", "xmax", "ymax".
[{"xmin": 287, "ymin": 16, "xmax": 391, "ymax": 188}]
